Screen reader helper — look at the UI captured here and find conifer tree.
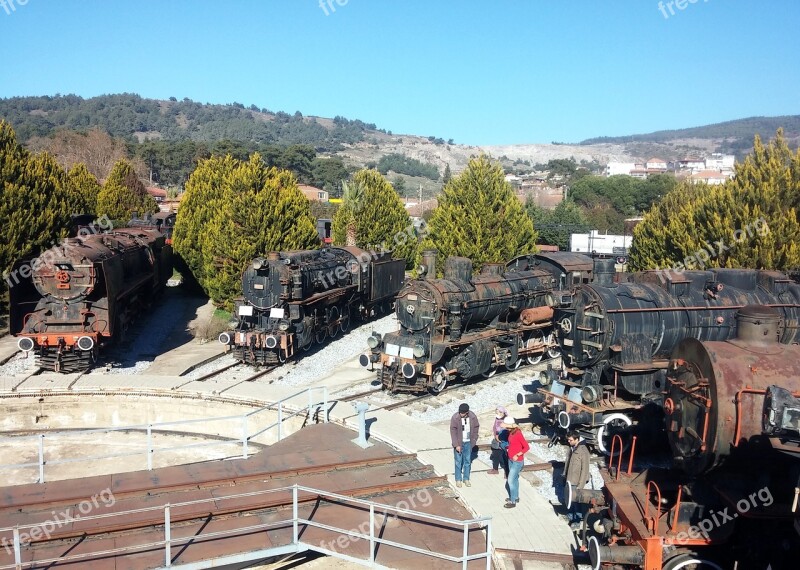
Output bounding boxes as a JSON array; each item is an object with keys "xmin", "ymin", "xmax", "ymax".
[
  {"xmin": 331, "ymin": 169, "xmax": 417, "ymax": 266},
  {"xmin": 421, "ymin": 155, "xmax": 537, "ymax": 270},
  {"xmin": 174, "ymin": 154, "xmax": 319, "ymax": 306},
  {"xmin": 96, "ymin": 159, "xmax": 158, "ymax": 222},
  {"xmin": 629, "ymin": 130, "xmax": 800, "ymax": 272},
  {"xmin": 66, "ymin": 163, "xmax": 101, "ymax": 215}
]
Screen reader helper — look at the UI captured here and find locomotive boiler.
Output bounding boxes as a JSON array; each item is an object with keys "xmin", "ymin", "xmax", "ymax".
[
  {"xmin": 521, "ymin": 268, "xmax": 800, "ymax": 452},
  {"xmin": 581, "ymin": 306, "xmax": 800, "ymax": 570},
  {"xmin": 221, "ymin": 247, "xmax": 405, "ymax": 365},
  {"xmin": 361, "ymin": 251, "xmax": 595, "ymax": 393},
  {"xmin": 9, "ymin": 227, "xmax": 173, "ymax": 372}
]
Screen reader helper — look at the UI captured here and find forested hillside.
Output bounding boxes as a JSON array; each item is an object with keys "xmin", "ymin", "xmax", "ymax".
[{"xmin": 0, "ymin": 94, "xmax": 380, "ymax": 150}]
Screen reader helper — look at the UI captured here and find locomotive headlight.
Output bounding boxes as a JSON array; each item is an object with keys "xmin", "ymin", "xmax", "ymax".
[
  {"xmin": 401, "ymin": 362, "xmax": 417, "ymax": 379},
  {"xmin": 219, "ymin": 332, "xmax": 232, "ymax": 345},
  {"xmin": 252, "ymin": 257, "xmax": 265, "ymax": 270},
  {"xmin": 278, "ymin": 320, "xmax": 290, "ymax": 331},
  {"xmin": 367, "ymin": 333, "xmax": 382, "ymax": 349},
  {"xmin": 77, "ymin": 336, "xmax": 94, "ymax": 351},
  {"xmin": 17, "ymin": 337, "xmax": 35, "ymax": 352},
  {"xmin": 265, "ymin": 335, "xmax": 278, "ymax": 349},
  {"xmin": 539, "ymin": 370, "xmax": 551, "ymax": 386},
  {"xmin": 413, "ymin": 344, "xmax": 425, "ymax": 358}
]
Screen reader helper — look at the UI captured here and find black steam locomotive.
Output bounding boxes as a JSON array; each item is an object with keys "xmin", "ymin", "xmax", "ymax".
[
  {"xmin": 520, "ymin": 268, "xmax": 800, "ymax": 452},
  {"xmin": 220, "ymin": 247, "xmax": 405, "ymax": 365},
  {"xmin": 10, "ymin": 225, "xmax": 173, "ymax": 372},
  {"xmin": 361, "ymin": 251, "xmax": 595, "ymax": 393},
  {"xmin": 579, "ymin": 306, "xmax": 800, "ymax": 569}
]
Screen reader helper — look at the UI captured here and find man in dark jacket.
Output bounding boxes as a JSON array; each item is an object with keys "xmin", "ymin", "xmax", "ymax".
[
  {"xmin": 564, "ymin": 430, "xmax": 591, "ymax": 529},
  {"xmin": 450, "ymin": 403, "xmax": 479, "ymax": 488}
]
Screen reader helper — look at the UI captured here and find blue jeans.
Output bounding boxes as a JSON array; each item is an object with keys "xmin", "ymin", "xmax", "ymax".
[
  {"xmin": 454, "ymin": 441, "xmax": 473, "ymax": 481},
  {"xmin": 506, "ymin": 459, "xmax": 524, "ymax": 502}
]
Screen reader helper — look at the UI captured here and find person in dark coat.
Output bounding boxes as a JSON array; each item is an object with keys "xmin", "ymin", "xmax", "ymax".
[
  {"xmin": 489, "ymin": 405, "xmax": 509, "ymax": 476},
  {"xmin": 450, "ymin": 402, "xmax": 479, "ymax": 487},
  {"xmin": 563, "ymin": 430, "xmax": 591, "ymax": 528}
]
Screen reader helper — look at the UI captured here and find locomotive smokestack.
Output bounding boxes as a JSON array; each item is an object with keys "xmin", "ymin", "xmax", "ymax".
[
  {"xmin": 592, "ymin": 255, "xmax": 616, "ymax": 286},
  {"xmin": 268, "ymin": 252, "xmax": 280, "ymax": 261},
  {"xmin": 443, "ymin": 257, "xmax": 473, "ymax": 283},
  {"xmin": 735, "ymin": 305, "xmax": 780, "ymax": 344},
  {"xmin": 421, "ymin": 249, "xmax": 437, "ymax": 280}
]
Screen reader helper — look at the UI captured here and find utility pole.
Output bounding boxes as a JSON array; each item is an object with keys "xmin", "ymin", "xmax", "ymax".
[{"xmin": 419, "ymin": 184, "xmax": 423, "ymax": 216}]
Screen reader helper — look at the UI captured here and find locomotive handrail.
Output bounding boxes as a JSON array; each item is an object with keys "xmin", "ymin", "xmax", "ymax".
[
  {"xmin": 610, "ymin": 434, "xmax": 624, "ymax": 480},
  {"xmin": 644, "ymin": 480, "xmax": 663, "ymax": 536}
]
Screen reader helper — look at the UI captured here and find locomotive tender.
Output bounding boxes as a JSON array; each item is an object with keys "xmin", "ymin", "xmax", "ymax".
[
  {"xmin": 520, "ymin": 268, "xmax": 800, "ymax": 452},
  {"xmin": 10, "ymin": 226, "xmax": 173, "ymax": 372},
  {"xmin": 580, "ymin": 306, "xmax": 800, "ymax": 569},
  {"xmin": 362, "ymin": 251, "xmax": 595, "ymax": 393},
  {"xmin": 221, "ymin": 247, "xmax": 405, "ymax": 365}
]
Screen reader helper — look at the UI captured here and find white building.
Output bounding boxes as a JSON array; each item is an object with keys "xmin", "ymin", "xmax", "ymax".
[
  {"xmin": 645, "ymin": 158, "xmax": 668, "ymax": 171},
  {"xmin": 605, "ymin": 162, "xmax": 636, "ymax": 176},
  {"xmin": 690, "ymin": 170, "xmax": 728, "ymax": 185},
  {"xmin": 570, "ymin": 230, "xmax": 633, "ymax": 255},
  {"xmin": 705, "ymin": 153, "xmax": 735, "ymax": 172}
]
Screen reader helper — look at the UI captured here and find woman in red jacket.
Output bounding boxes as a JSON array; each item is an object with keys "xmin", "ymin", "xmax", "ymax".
[{"xmin": 502, "ymin": 416, "xmax": 530, "ymax": 508}]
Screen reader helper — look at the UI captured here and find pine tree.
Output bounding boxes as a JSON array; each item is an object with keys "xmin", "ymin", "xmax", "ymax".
[
  {"xmin": 442, "ymin": 163, "xmax": 452, "ymax": 185},
  {"xmin": 96, "ymin": 159, "xmax": 158, "ymax": 222},
  {"xmin": 332, "ymin": 169, "xmax": 417, "ymax": 266},
  {"xmin": 421, "ymin": 155, "xmax": 537, "ymax": 270}
]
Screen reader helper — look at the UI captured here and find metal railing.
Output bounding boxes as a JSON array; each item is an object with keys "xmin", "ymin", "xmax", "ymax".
[
  {"xmin": 0, "ymin": 483, "xmax": 492, "ymax": 570},
  {"xmin": 0, "ymin": 386, "xmax": 328, "ymax": 484}
]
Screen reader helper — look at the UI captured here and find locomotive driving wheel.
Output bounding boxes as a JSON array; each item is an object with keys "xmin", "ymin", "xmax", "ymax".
[
  {"xmin": 662, "ymin": 552, "xmax": 723, "ymax": 570},
  {"xmin": 594, "ymin": 412, "xmax": 633, "ymax": 456},
  {"xmin": 339, "ymin": 306, "xmax": 350, "ymax": 333},
  {"xmin": 505, "ymin": 337, "xmax": 523, "ymax": 371},
  {"xmin": 482, "ymin": 362, "xmax": 498, "ymax": 378},
  {"xmin": 525, "ymin": 331, "xmax": 546, "ymax": 365},
  {"xmin": 328, "ymin": 306, "xmax": 340, "ymax": 339},
  {"xmin": 315, "ymin": 323, "xmax": 327, "ymax": 344},
  {"xmin": 546, "ymin": 332, "xmax": 560, "ymax": 359},
  {"xmin": 430, "ymin": 366, "xmax": 449, "ymax": 394}
]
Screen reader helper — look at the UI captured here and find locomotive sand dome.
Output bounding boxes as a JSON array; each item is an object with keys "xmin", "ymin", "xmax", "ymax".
[
  {"xmin": 223, "ymin": 246, "xmax": 405, "ymax": 365},
  {"xmin": 10, "ymin": 227, "xmax": 173, "ymax": 372}
]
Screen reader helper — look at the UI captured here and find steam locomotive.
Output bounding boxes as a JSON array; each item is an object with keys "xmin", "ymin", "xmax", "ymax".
[
  {"xmin": 361, "ymin": 251, "xmax": 595, "ymax": 393},
  {"xmin": 9, "ymin": 225, "xmax": 173, "ymax": 372},
  {"xmin": 220, "ymin": 247, "xmax": 405, "ymax": 365},
  {"xmin": 519, "ymin": 268, "xmax": 800, "ymax": 452},
  {"xmin": 576, "ymin": 306, "xmax": 800, "ymax": 569}
]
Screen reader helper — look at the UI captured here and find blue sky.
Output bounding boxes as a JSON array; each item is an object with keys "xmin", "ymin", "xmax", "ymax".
[{"xmin": 1, "ymin": 0, "xmax": 798, "ymax": 145}]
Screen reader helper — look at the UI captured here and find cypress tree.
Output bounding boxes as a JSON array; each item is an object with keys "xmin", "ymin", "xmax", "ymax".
[
  {"xmin": 421, "ymin": 155, "xmax": 537, "ymax": 270},
  {"xmin": 96, "ymin": 159, "xmax": 158, "ymax": 222},
  {"xmin": 630, "ymin": 130, "xmax": 800, "ymax": 272},
  {"xmin": 175, "ymin": 154, "xmax": 319, "ymax": 307},
  {"xmin": 66, "ymin": 163, "xmax": 101, "ymax": 215},
  {"xmin": 331, "ymin": 169, "xmax": 417, "ymax": 266}
]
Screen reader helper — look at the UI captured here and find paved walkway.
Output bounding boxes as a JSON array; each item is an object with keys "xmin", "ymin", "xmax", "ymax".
[{"xmin": 328, "ymin": 400, "xmax": 581, "ymax": 569}]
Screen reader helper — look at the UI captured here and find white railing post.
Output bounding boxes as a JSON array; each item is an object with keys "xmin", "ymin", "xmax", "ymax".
[
  {"xmin": 462, "ymin": 521, "xmax": 469, "ymax": 570},
  {"xmin": 241, "ymin": 415, "xmax": 249, "ymax": 459},
  {"xmin": 38, "ymin": 434, "xmax": 45, "ymax": 484},
  {"xmin": 307, "ymin": 388, "xmax": 313, "ymax": 421},
  {"xmin": 13, "ymin": 526, "xmax": 22, "ymax": 569},
  {"xmin": 485, "ymin": 520, "xmax": 492, "ymax": 570},
  {"xmin": 147, "ymin": 424, "xmax": 153, "ymax": 471},
  {"xmin": 164, "ymin": 504, "xmax": 171, "ymax": 566},
  {"xmin": 292, "ymin": 485, "xmax": 299, "ymax": 545},
  {"xmin": 278, "ymin": 403, "xmax": 283, "ymax": 441},
  {"xmin": 369, "ymin": 504, "xmax": 375, "ymax": 564},
  {"xmin": 323, "ymin": 387, "xmax": 329, "ymax": 423}
]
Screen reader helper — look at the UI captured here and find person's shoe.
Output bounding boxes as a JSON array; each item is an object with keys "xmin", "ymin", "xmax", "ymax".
[
  {"xmin": 569, "ymin": 522, "xmax": 582, "ymax": 531},
  {"xmin": 456, "ymin": 481, "xmax": 462, "ymax": 488},
  {"xmin": 464, "ymin": 480, "xmax": 471, "ymax": 487},
  {"xmin": 504, "ymin": 501, "xmax": 517, "ymax": 509},
  {"xmin": 487, "ymin": 469, "xmax": 499, "ymax": 475}
]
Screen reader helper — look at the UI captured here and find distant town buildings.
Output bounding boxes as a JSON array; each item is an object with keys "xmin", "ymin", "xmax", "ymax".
[
  {"xmin": 570, "ymin": 230, "xmax": 633, "ymax": 256},
  {"xmin": 298, "ymin": 184, "xmax": 329, "ymax": 202},
  {"xmin": 504, "ymin": 173, "xmax": 565, "ymax": 208},
  {"xmin": 605, "ymin": 153, "xmax": 735, "ymax": 182}
]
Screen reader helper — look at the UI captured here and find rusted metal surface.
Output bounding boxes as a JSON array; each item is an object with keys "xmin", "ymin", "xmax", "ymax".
[{"xmin": 0, "ymin": 423, "xmax": 485, "ymax": 569}]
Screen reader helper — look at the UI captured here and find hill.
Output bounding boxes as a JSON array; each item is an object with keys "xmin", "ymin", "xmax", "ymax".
[{"xmin": 580, "ymin": 115, "xmax": 800, "ymax": 158}]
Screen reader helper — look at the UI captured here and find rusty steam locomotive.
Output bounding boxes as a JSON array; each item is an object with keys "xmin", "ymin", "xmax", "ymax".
[
  {"xmin": 220, "ymin": 247, "xmax": 405, "ymax": 365},
  {"xmin": 575, "ymin": 306, "xmax": 800, "ymax": 569},
  {"xmin": 519, "ymin": 268, "xmax": 800, "ymax": 452},
  {"xmin": 10, "ymin": 225, "xmax": 173, "ymax": 372},
  {"xmin": 361, "ymin": 251, "xmax": 595, "ymax": 393}
]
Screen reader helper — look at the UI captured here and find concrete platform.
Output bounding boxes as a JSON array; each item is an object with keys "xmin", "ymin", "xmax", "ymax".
[
  {"xmin": 0, "ymin": 335, "xmax": 18, "ymax": 365},
  {"xmin": 328, "ymin": 402, "xmax": 582, "ymax": 564}
]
